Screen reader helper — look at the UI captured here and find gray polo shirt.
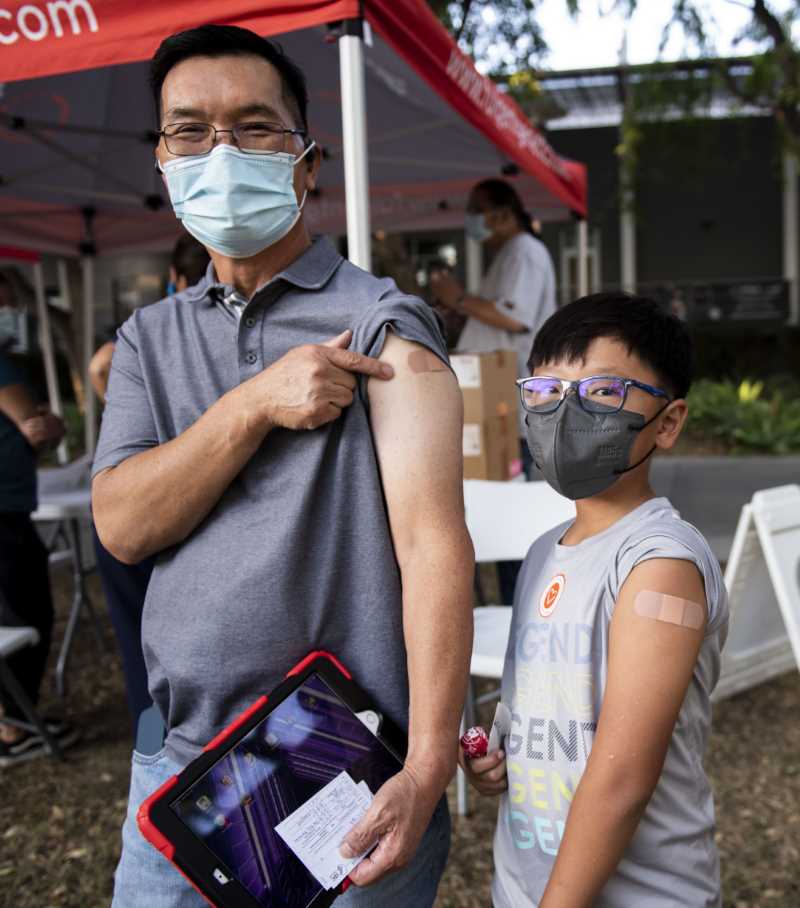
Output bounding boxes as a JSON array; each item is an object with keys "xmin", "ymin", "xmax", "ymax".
[{"xmin": 92, "ymin": 237, "xmax": 449, "ymax": 764}]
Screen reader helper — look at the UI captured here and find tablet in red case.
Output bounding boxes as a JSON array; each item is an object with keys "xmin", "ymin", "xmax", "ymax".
[{"xmin": 137, "ymin": 652, "xmax": 406, "ymax": 908}]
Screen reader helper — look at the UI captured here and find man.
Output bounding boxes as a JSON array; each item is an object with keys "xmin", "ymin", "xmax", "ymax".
[
  {"xmin": 91, "ymin": 25, "xmax": 473, "ymax": 907},
  {"xmin": 89, "ymin": 233, "xmax": 211, "ymax": 734},
  {"xmin": 0, "ymin": 346, "xmax": 76, "ymax": 766}
]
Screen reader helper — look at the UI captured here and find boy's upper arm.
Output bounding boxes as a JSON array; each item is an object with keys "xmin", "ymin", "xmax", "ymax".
[
  {"xmin": 591, "ymin": 557, "xmax": 707, "ymax": 787},
  {"xmin": 367, "ymin": 331, "xmax": 464, "ymax": 558}
]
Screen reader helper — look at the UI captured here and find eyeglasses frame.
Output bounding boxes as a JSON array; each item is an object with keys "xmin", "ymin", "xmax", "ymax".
[
  {"xmin": 157, "ymin": 121, "xmax": 308, "ymax": 157},
  {"xmin": 515, "ymin": 374, "xmax": 671, "ymax": 414}
]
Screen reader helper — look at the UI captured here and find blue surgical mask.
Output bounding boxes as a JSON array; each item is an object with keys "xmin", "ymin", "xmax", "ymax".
[
  {"xmin": 464, "ymin": 212, "xmax": 492, "ymax": 242},
  {"xmin": 161, "ymin": 142, "xmax": 315, "ymax": 259}
]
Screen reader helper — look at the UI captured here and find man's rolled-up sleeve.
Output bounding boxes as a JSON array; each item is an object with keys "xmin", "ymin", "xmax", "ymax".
[{"xmin": 91, "ymin": 314, "xmax": 159, "ymax": 479}]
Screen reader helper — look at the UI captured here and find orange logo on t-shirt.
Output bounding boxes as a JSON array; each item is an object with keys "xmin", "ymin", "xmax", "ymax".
[{"xmin": 539, "ymin": 574, "xmax": 566, "ymax": 618}]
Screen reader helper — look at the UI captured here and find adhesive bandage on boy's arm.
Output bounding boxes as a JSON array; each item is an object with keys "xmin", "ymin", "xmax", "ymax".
[{"xmin": 633, "ymin": 590, "xmax": 705, "ymax": 629}]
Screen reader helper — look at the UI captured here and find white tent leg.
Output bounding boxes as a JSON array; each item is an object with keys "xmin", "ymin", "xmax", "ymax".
[
  {"xmin": 465, "ymin": 235, "xmax": 483, "ymax": 294},
  {"xmin": 82, "ymin": 255, "xmax": 97, "ymax": 455},
  {"xmin": 33, "ymin": 261, "xmax": 68, "ymax": 464},
  {"xmin": 783, "ymin": 151, "xmax": 799, "ymax": 326},
  {"xmin": 339, "ymin": 25, "xmax": 372, "ymax": 272},
  {"xmin": 620, "ymin": 185, "xmax": 636, "ymax": 294},
  {"xmin": 577, "ymin": 219, "xmax": 589, "ymax": 298}
]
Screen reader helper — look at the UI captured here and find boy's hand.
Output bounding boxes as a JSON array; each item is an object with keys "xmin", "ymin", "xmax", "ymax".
[{"xmin": 458, "ymin": 748, "xmax": 507, "ymax": 796}]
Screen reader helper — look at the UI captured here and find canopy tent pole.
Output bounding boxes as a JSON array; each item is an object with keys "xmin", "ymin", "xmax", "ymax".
[
  {"xmin": 465, "ymin": 236, "xmax": 483, "ymax": 294},
  {"xmin": 32, "ymin": 260, "xmax": 68, "ymax": 464},
  {"xmin": 338, "ymin": 19, "xmax": 372, "ymax": 272},
  {"xmin": 783, "ymin": 151, "xmax": 799, "ymax": 326},
  {"xmin": 81, "ymin": 255, "xmax": 96, "ymax": 454},
  {"xmin": 577, "ymin": 219, "xmax": 589, "ymax": 298}
]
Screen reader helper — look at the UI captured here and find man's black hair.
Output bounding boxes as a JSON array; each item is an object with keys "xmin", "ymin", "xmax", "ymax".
[
  {"xmin": 171, "ymin": 232, "xmax": 210, "ymax": 286},
  {"xmin": 149, "ymin": 25, "xmax": 309, "ymax": 134},
  {"xmin": 529, "ymin": 292, "xmax": 694, "ymax": 400}
]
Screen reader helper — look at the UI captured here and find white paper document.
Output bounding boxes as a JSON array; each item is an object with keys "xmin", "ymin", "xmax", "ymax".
[
  {"xmin": 275, "ymin": 771, "xmax": 374, "ymax": 891},
  {"xmin": 488, "ymin": 702, "xmax": 512, "ymax": 753}
]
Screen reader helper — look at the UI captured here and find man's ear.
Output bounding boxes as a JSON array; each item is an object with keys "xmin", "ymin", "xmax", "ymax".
[
  {"xmin": 654, "ymin": 399, "xmax": 688, "ymax": 451},
  {"xmin": 304, "ymin": 145, "xmax": 320, "ymax": 192}
]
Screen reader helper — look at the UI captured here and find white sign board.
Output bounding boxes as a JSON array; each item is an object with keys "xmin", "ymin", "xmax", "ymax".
[{"xmin": 715, "ymin": 485, "xmax": 800, "ymax": 700}]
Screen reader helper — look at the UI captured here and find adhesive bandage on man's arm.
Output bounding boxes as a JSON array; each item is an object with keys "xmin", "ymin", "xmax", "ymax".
[
  {"xmin": 633, "ymin": 590, "xmax": 706, "ymax": 630},
  {"xmin": 407, "ymin": 349, "xmax": 448, "ymax": 374}
]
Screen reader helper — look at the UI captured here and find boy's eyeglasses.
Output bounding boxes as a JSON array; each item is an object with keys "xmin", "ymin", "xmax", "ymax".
[{"xmin": 516, "ymin": 375, "xmax": 670, "ymax": 415}]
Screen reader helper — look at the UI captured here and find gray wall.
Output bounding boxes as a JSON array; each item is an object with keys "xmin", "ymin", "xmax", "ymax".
[{"xmin": 545, "ymin": 116, "xmax": 783, "ymax": 290}]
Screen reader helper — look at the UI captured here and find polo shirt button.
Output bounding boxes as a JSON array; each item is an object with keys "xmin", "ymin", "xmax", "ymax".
[
  {"xmin": 245, "ymin": 316, "xmax": 256, "ymax": 328},
  {"xmin": 245, "ymin": 351, "xmax": 257, "ymax": 365}
]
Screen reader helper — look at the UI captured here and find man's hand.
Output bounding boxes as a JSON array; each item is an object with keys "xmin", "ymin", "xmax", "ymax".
[
  {"xmin": 457, "ymin": 747, "xmax": 508, "ymax": 796},
  {"xmin": 339, "ymin": 763, "xmax": 443, "ymax": 886},
  {"xmin": 239, "ymin": 329, "xmax": 393, "ymax": 432},
  {"xmin": 20, "ymin": 407, "xmax": 64, "ymax": 450},
  {"xmin": 429, "ymin": 269, "xmax": 464, "ymax": 309}
]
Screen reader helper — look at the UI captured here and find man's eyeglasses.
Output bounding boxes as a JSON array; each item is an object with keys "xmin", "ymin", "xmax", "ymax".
[
  {"xmin": 159, "ymin": 122, "xmax": 307, "ymax": 157},
  {"xmin": 516, "ymin": 375, "xmax": 670, "ymax": 415}
]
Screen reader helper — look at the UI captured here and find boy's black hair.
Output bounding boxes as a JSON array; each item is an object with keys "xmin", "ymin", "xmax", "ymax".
[
  {"xmin": 529, "ymin": 292, "xmax": 694, "ymax": 400},
  {"xmin": 149, "ymin": 25, "xmax": 309, "ymax": 135}
]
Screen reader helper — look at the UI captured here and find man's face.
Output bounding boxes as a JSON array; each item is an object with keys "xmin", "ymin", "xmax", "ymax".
[{"xmin": 156, "ymin": 53, "xmax": 317, "ymax": 206}]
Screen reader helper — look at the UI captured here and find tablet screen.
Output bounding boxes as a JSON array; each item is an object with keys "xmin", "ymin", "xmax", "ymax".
[{"xmin": 170, "ymin": 672, "xmax": 401, "ymax": 907}]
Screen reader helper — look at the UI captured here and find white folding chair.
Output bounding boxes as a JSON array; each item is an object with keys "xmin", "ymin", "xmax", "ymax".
[
  {"xmin": 0, "ymin": 626, "xmax": 62, "ymax": 760},
  {"xmin": 457, "ymin": 480, "xmax": 574, "ymax": 816}
]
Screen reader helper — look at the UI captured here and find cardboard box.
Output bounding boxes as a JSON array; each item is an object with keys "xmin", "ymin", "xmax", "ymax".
[{"xmin": 451, "ymin": 350, "xmax": 520, "ymax": 481}]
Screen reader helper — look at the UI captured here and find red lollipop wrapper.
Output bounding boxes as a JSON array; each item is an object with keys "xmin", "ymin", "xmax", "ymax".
[{"xmin": 460, "ymin": 726, "xmax": 489, "ymax": 759}]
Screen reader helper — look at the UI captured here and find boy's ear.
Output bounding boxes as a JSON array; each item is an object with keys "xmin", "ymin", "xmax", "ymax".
[{"xmin": 654, "ymin": 399, "xmax": 688, "ymax": 451}]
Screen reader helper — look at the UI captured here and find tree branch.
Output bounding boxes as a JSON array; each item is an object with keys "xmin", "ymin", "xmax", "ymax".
[{"xmin": 454, "ymin": 0, "xmax": 475, "ymax": 41}]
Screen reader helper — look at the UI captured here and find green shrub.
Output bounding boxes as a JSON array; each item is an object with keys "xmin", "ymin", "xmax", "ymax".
[{"xmin": 685, "ymin": 380, "xmax": 800, "ymax": 454}]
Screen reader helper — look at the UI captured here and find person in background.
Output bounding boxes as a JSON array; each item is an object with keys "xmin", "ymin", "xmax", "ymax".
[
  {"xmin": 90, "ymin": 232, "xmax": 210, "ymax": 403},
  {"xmin": 430, "ymin": 178, "xmax": 557, "ymax": 603},
  {"xmin": 89, "ymin": 233, "xmax": 210, "ymax": 733},
  {"xmin": 0, "ymin": 348, "xmax": 78, "ymax": 766}
]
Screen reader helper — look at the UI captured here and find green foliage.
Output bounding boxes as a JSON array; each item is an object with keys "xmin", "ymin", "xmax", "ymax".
[
  {"xmin": 427, "ymin": 0, "xmax": 547, "ymax": 76},
  {"xmin": 685, "ymin": 379, "xmax": 800, "ymax": 454}
]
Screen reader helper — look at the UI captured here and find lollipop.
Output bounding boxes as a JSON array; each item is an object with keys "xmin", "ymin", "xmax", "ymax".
[{"xmin": 460, "ymin": 726, "xmax": 489, "ymax": 759}]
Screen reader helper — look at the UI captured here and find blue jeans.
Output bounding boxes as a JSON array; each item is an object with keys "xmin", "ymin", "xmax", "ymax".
[{"xmin": 112, "ymin": 748, "xmax": 451, "ymax": 908}]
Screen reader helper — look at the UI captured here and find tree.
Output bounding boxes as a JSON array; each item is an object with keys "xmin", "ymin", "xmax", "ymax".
[{"xmin": 427, "ymin": 0, "xmax": 548, "ymax": 75}]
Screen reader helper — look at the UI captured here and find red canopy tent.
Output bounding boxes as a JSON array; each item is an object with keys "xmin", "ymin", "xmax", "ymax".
[{"xmin": 0, "ymin": 0, "xmax": 588, "ymax": 449}]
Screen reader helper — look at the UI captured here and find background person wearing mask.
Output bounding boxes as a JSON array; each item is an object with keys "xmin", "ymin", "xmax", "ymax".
[
  {"xmin": 0, "ymin": 345, "xmax": 76, "ymax": 766},
  {"xmin": 430, "ymin": 179, "xmax": 557, "ymax": 604},
  {"xmin": 89, "ymin": 232, "xmax": 210, "ymax": 733}
]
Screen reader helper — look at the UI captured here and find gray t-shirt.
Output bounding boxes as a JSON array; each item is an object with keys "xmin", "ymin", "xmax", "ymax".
[
  {"xmin": 492, "ymin": 497, "xmax": 728, "ymax": 908},
  {"xmin": 456, "ymin": 233, "xmax": 556, "ymax": 435},
  {"xmin": 92, "ymin": 237, "xmax": 449, "ymax": 763}
]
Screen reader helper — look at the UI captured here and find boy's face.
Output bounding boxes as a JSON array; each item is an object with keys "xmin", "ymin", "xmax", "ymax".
[{"xmin": 534, "ymin": 336, "xmax": 688, "ymax": 487}]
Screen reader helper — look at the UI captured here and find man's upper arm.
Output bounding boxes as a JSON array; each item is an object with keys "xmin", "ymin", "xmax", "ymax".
[
  {"xmin": 91, "ymin": 317, "xmax": 159, "ymax": 481},
  {"xmin": 367, "ymin": 332, "xmax": 464, "ymax": 561},
  {"xmin": 591, "ymin": 557, "xmax": 707, "ymax": 787}
]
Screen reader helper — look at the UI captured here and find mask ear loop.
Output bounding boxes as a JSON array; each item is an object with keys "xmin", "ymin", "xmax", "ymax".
[{"xmin": 616, "ymin": 401, "xmax": 672, "ymax": 476}]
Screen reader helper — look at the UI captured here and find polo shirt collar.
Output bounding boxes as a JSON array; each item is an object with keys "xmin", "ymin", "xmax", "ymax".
[{"xmin": 203, "ymin": 236, "xmax": 342, "ymax": 305}]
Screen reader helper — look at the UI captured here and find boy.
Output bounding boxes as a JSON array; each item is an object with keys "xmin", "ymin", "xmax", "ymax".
[{"xmin": 462, "ymin": 293, "xmax": 728, "ymax": 907}]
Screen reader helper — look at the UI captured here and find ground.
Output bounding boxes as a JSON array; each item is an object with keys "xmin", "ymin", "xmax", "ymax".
[{"xmin": 1, "ymin": 573, "xmax": 798, "ymax": 907}]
